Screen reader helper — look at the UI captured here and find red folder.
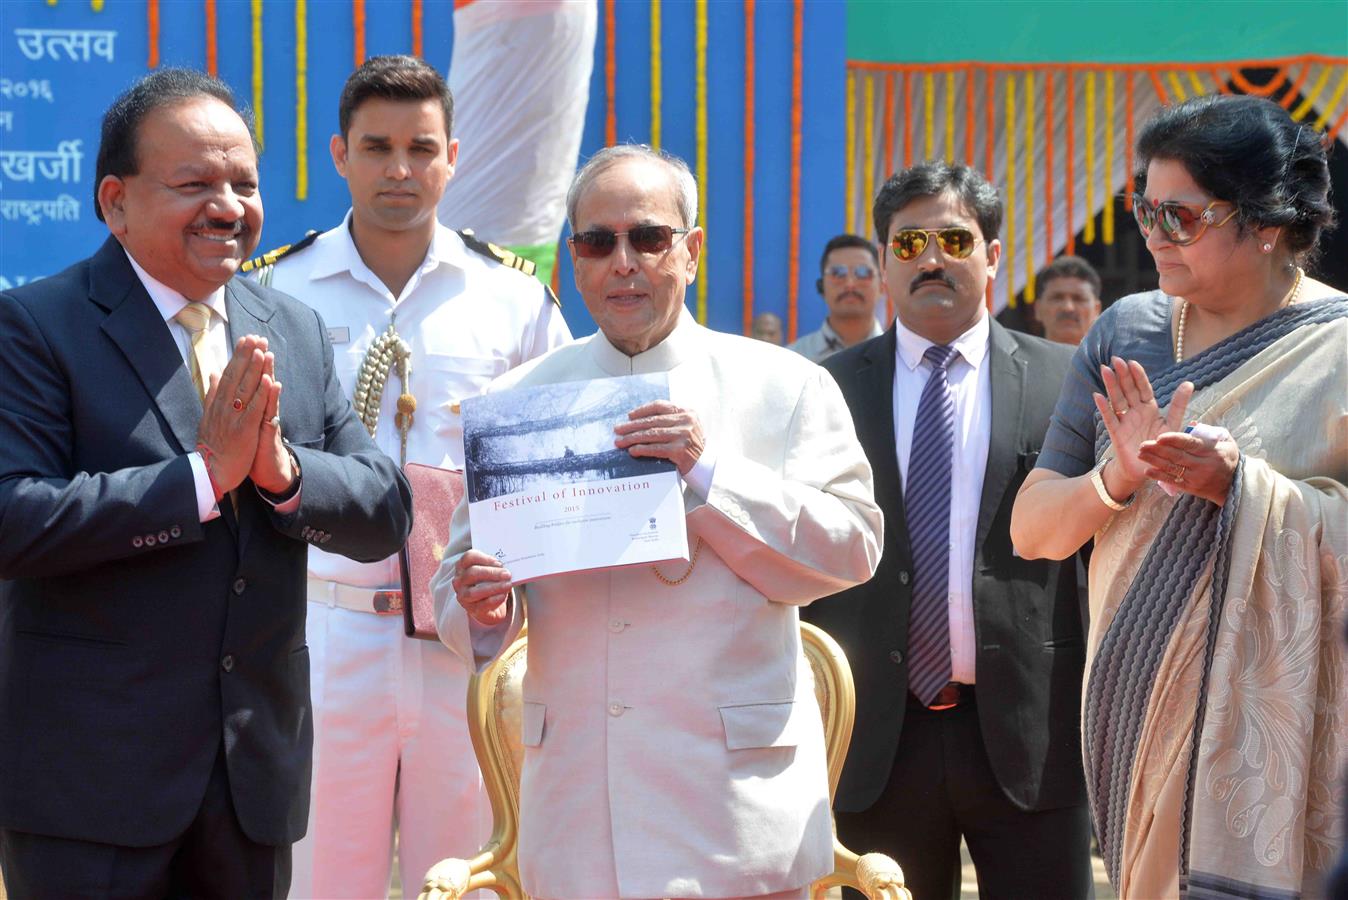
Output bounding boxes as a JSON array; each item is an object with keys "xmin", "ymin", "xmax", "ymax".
[{"xmin": 399, "ymin": 463, "xmax": 465, "ymax": 641}]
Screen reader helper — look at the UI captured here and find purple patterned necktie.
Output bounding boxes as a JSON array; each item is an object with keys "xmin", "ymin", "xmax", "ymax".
[{"xmin": 905, "ymin": 343, "xmax": 959, "ymax": 705}]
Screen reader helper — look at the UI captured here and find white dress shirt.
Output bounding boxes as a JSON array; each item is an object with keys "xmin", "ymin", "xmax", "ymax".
[
  {"xmin": 892, "ymin": 311, "xmax": 991, "ymax": 684},
  {"xmin": 264, "ymin": 212, "xmax": 572, "ymax": 589},
  {"xmin": 126, "ymin": 251, "xmax": 228, "ymax": 524}
]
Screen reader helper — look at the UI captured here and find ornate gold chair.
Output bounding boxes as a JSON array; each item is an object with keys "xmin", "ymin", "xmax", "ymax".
[{"xmin": 419, "ymin": 622, "xmax": 910, "ymax": 900}]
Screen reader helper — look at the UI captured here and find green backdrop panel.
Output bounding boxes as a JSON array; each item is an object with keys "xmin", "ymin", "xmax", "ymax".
[{"xmin": 847, "ymin": 0, "xmax": 1348, "ymax": 64}]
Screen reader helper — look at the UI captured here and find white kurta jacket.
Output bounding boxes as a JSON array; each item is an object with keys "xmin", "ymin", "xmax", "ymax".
[{"xmin": 433, "ymin": 311, "xmax": 883, "ymax": 899}]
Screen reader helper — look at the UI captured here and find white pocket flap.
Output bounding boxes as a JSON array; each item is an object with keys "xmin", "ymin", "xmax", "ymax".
[
  {"xmin": 719, "ymin": 700, "xmax": 801, "ymax": 750},
  {"xmin": 521, "ymin": 700, "xmax": 546, "ymax": 748}
]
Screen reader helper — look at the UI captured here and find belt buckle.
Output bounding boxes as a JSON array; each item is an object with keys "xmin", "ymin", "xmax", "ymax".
[
  {"xmin": 373, "ymin": 590, "xmax": 404, "ymax": 614},
  {"xmin": 927, "ymin": 682, "xmax": 962, "ymax": 711}
]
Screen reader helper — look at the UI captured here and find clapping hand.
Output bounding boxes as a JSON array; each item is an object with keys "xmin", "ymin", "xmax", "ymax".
[
  {"xmin": 1092, "ymin": 357, "xmax": 1193, "ymax": 495},
  {"xmin": 247, "ymin": 351, "xmax": 295, "ymax": 495},
  {"xmin": 197, "ymin": 335, "xmax": 271, "ymax": 493},
  {"xmin": 1138, "ymin": 428, "xmax": 1239, "ymax": 506}
]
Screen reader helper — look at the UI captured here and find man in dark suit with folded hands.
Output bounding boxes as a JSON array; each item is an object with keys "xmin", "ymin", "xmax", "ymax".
[
  {"xmin": 0, "ymin": 68, "xmax": 412, "ymax": 899},
  {"xmin": 804, "ymin": 161, "xmax": 1091, "ymax": 900}
]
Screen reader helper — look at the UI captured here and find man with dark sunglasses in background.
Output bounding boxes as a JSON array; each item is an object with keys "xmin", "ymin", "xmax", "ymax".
[
  {"xmin": 433, "ymin": 143, "xmax": 883, "ymax": 900},
  {"xmin": 804, "ymin": 161, "xmax": 1092, "ymax": 900},
  {"xmin": 788, "ymin": 233, "xmax": 885, "ymax": 362}
]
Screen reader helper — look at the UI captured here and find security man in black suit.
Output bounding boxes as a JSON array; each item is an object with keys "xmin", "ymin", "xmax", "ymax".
[{"xmin": 804, "ymin": 162, "xmax": 1092, "ymax": 900}]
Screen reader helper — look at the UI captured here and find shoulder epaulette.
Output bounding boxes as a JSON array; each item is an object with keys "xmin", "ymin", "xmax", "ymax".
[
  {"xmin": 457, "ymin": 228, "xmax": 538, "ymax": 278},
  {"xmin": 241, "ymin": 230, "xmax": 320, "ymax": 284}
]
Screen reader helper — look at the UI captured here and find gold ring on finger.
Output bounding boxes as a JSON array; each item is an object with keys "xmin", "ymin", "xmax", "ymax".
[{"xmin": 232, "ymin": 397, "xmax": 244, "ymax": 411}]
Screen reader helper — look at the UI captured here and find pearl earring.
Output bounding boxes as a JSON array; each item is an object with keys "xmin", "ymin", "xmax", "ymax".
[{"xmin": 1261, "ymin": 242, "xmax": 1273, "ymax": 253}]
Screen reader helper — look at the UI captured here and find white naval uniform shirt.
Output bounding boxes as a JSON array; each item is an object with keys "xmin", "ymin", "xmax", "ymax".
[
  {"xmin": 892, "ymin": 312, "xmax": 991, "ymax": 685},
  {"xmin": 264, "ymin": 212, "xmax": 572, "ymax": 589}
]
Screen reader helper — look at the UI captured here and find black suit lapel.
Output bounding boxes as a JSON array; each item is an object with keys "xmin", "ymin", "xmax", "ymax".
[
  {"xmin": 92, "ymin": 238, "xmax": 204, "ymax": 456},
  {"xmin": 225, "ymin": 280, "xmax": 284, "ymax": 357},
  {"xmin": 854, "ymin": 329, "xmax": 906, "ymax": 531},
  {"xmin": 976, "ymin": 321, "xmax": 1025, "ymax": 552}
]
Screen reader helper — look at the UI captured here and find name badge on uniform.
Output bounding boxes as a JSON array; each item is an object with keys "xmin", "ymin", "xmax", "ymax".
[{"xmin": 327, "ymin": 326, "xmax": 351, "ymax": 345}]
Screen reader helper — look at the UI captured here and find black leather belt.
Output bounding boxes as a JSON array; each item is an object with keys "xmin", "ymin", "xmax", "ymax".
[{"xmin": 909, "ymin": 682, "xmax": 975, "ymax": 711}]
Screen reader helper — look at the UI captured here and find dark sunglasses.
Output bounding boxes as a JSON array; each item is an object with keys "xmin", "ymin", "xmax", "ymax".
[
  {"xmin": 824, "ymin": 263, "xmax": 877, "ymax": 280},
  {"xmin": 569, "ymin": 224, "xmax": 690, "ymax": 259},
  {"xmin": 1130, "ymin": 193, "xmax": 1236, "ymax": 246},
  {"xmin": 890, "ymin": 227, "xmax": 980, "ymax": 262}
]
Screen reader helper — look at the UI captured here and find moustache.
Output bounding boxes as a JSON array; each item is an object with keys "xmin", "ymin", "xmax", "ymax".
[
  {"xmin": 193, "ymin": 219, "xmax": 246, "ymax": 235},
  {"xmin": 909, "ymin": 271, "xmax": 956, "ymax": 293}
]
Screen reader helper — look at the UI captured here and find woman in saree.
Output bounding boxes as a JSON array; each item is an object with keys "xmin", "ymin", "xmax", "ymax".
[{"xmin": 1010, "ymin": 94, "xmax": 1346, "ymax": 899}]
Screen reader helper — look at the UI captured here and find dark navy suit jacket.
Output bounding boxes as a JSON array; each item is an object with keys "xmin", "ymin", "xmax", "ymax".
[{"xmin": 0, "ymin": 237, "xmax": 412, "ymax": 848}]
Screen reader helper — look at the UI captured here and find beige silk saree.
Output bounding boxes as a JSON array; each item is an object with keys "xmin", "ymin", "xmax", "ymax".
[{"xmin": 1084, "ymin": 298, "xmax": 1348, "ymax": 900}]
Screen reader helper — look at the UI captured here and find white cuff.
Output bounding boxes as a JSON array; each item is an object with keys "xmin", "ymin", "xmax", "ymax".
[
  {"xmin": 188, "ymin": 452, "xmax": 221, "ymax": 523},
  {"xmin": 682, "ymin": 442, "xmax": 718, "ymax": 499},
  {"xmin": 261, "ymin": 484, "xmax": 303, "ymax": 514}
]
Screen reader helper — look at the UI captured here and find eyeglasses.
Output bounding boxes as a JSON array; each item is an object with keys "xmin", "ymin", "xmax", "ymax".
[
  {"xmin": 824, "ymin": 263, "xmax": 877, "ymax": 280},
  {"xmin": 569, "ymin": 224, "xmax": 690, "ymax": 259},
  {"xmin": 890, "ymin": 227, "xmax": 980, "ymax": 262},
  {"xmin": 1130, "ymin": 193, "xmax": 1236, "ymax": 246}
]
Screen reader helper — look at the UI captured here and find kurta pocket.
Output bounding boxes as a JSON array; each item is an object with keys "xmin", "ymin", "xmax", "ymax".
[{"xmin": 718, "ymin": 700, "xmax": 803, "ymax": 750}]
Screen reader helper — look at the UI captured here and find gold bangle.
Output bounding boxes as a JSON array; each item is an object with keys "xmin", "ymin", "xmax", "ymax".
[{"xmin": 1090, "ymin": 460, "xmax": 1134, "ymax": 511}]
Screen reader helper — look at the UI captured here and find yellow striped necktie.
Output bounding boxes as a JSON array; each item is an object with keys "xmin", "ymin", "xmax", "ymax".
[{"xmin": 174, "ymin": 302, "xmax": 214, "ymax": 402}]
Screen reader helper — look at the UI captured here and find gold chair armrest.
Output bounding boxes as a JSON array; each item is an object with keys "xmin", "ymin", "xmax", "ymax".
[
  {"xmin": 419, "ymin": 857, "xmax": 473, "ymax": 900},
  {"xmin": 855, "ymin": 851, "xmax": 911, "ymax": 900},
  {"xmin": 419, "ymin": 846, "xmax": 525, "ymax": 900},
  {"xmin": 815, "ymin": 837, "xmax": 910, "ymax": 900}
]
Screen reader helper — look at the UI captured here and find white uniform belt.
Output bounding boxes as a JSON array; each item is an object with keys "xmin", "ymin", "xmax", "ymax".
[{"xmin": 307, "ymin": 578, "xmax": 404, "ymax": 615}]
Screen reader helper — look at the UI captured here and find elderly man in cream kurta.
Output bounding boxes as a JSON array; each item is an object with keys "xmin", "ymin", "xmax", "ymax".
[{"xmin": 432, "ymin": 145, "xmax": 883, "ymax": 900}]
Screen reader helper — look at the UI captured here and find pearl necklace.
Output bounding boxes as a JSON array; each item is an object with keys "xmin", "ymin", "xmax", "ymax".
[{"xmin": 1174, "ymin": 265, "xmax": 1303, "ymax": 363}]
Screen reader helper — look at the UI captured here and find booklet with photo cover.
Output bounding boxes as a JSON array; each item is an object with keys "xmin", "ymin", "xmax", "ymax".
[{"xmin": 461, "ymin": 372, "xmax": 689, "ymax": 585}]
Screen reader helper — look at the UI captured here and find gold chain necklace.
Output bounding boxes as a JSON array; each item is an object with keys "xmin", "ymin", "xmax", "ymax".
[
  {"xmin": 1174, "ymin": 265, "xmax": 1302, "ymax": 363},
  {"xmin": 652, "ymin": 537, "xmax": 704, "ymax": 586}
]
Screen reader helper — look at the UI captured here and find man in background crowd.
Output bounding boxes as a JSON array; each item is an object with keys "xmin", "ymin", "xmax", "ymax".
[
  {"xmin": 788, "ymin": 233, "xmax": 884, "ymax": 362},
  {"xmin": 806, "ymin": 162, "xmax": 1092, "ymax": 900},
  {"xmin": 751, "ymin": 310, "xmax": 784, "ymax": 344},
  {"xmin": 249, "ymin": 56, "xmax": 570, "ymax": 899},
  {"xmin": 1031, "ymin": 255, "xmax": 1102, "ymax": 345}
]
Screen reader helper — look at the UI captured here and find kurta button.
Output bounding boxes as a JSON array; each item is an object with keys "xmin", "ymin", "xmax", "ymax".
[
  {"xmin": 889, "ymin": 650, "xmax": 904, "ymax": 664},
  {"xmin": 232, "ymin": 577, "xmax": 247, "ymax": 595},
  {"xmin": 170, "ymin": 525, "xmax": 181, "ymax": 538},
  {"xmin": 132, "ymin": 536, "xmax": 143, "ymax": 548},
  {"xmin": 221, "ymin": 654, "xmax": 234, "ymax": 672},
  {"xmin": 607, "ymin": 701, "xmax": 624, "ymax": 717},
  {"xmin": 608, "ymin": 619, "xmax": 625, "ymax": 633},
  {"xmin": 145, "ymin": 534, "xmax": 157, "ymax": 546},
  {"xmin": 898, "ymin": 570, "xmax": 911, "ymax": 585},
  {"xmin": 158, "ymin": 531, "xmax": 169, "ymax": 543}
]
